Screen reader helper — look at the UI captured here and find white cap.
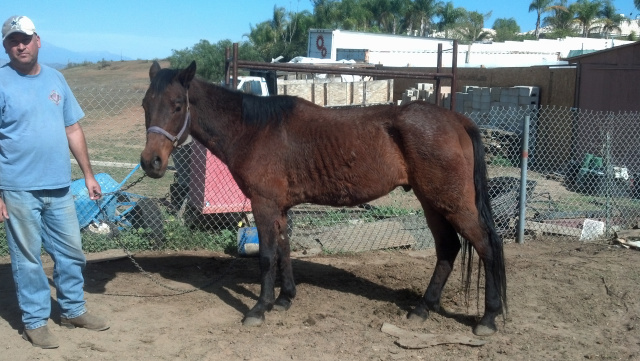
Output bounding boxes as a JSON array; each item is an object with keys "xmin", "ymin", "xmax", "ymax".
[{"xmin": 2, "ymin": 16, "xmax": 36, "ymax": 41}]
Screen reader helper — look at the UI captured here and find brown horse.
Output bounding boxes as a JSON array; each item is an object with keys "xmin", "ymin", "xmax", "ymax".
[{"xmin": 140, "ymin": 61, "xmax": 506, "ymax": 336}]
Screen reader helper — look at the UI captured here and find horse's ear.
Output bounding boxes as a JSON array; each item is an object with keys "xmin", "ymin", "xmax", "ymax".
[
  {"xmin": 149, "ymin": 61, "xmax": 161, "ymax": 81},
  {"xmin": 177, "ymin": 61, "xmax": 197, "ymax": 89}
]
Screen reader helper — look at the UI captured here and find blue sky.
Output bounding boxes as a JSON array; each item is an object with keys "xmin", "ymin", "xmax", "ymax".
[{"xmin": 3, "ymin": 0, "xmax": 637, "ymax": 60}]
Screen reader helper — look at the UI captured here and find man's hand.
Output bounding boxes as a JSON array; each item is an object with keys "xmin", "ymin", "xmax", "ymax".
[
  {"xmin": 0, "ymin": 198, "xmax": 9, "ymax": 222},
  {"xmin": 85, "ymin": 176, "xmax": 102, "ymax": 200}
]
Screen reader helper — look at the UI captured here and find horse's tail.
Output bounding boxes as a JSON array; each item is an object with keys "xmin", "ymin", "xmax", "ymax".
[{"xmin": 464, "ymin": 124, "xmax": 508, "ymax": 315}]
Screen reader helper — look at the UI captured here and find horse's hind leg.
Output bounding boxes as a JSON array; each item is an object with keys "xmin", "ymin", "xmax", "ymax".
[
  {"xmin": 408, "ymin": 208, "xmax": 461, "ymax": 320},
  {"xmin": 448, "ymin": 211, "xmax": 504, "ymax": 336}
]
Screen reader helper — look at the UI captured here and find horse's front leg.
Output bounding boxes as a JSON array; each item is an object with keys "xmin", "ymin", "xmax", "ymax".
[
  {"xmin": 242, "ymin": 206, "xmax": 288, "ymax": 326},
  {"xmin": 273, "ymin": 210, "xmax": 295, "ymax": 311}
]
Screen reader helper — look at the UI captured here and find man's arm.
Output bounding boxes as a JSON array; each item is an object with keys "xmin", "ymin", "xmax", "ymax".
[{"xmin": 66, "ymin": 122, "xmax": 102, "ymax": 200}]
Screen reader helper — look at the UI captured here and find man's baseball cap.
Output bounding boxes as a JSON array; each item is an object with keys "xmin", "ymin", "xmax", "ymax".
[{"xmin": 2, "ymin": 16, "xmax": 36, "ymax": 41}]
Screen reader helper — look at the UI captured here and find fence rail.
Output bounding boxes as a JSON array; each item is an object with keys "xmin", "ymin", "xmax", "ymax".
[{"xmin": 2, "ymin": 86, "xmax": 638, "ymax": 257}]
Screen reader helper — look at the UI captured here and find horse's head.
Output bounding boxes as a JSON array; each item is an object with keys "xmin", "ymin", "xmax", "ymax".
[{"xmin": 140, "ymin": 60, "xmax": 196, "ymax": 178}]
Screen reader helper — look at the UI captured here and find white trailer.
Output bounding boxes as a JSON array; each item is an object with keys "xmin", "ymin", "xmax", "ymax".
[{"xmin": 307, "ymin": 29, "xmax": 452, "ymax": 64}]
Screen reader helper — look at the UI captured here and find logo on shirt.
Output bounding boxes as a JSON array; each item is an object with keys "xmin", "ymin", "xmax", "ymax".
[{"xmin": 49, "ymin": 90, "xmax": 62, "ymax": 105}]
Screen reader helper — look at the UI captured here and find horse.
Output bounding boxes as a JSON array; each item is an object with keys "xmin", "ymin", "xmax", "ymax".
[{"xmin": 140, "ymin": 60, "xmax": 507, "ymax": 336}]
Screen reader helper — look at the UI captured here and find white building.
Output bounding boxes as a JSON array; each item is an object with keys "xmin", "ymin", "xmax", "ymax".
[{"xmin": 305, "ymin": 29, "xmax": 636, "ymax": 68}]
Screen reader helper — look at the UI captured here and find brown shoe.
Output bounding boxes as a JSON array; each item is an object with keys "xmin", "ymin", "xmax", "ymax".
[
  {"xmin": 61, "ymin": 312, "xmax": 109, "ymax": 331},
  {"xmin": 22, "ymin": 325, "xmax": 59, "ymax": 349}
]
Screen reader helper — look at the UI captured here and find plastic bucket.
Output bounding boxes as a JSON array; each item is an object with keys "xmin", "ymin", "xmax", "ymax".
[{"xmin": 237, "ymin": 227, "xmax": 259, "ymax": 256}]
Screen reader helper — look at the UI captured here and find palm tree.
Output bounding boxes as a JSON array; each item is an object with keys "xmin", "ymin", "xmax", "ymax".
[
  {"xmin": 571, "ymin": 0, "xmax": 603, "ymax": 37},
  {"xmin": 406, "ymin": 0, "xmax": 443, "ymax": 37},
  {"xmin": 455, "ymin": 10, "xmax": 493, "ymax": 43},
  {"xmin": 247, "ymin": 7, "xmax": 313, "ymax": 62},
  {"xmin": 529, "ymin": 0, "xmax": 555, "ymax": 39},
  {"xmin": 597, "ymin": 0, "xmax": 624, "ymax": 38},
  {"xmin": 436, "ymin": 1, "xmax": 467, "ymax": 38},
  {"xmin": 312, "ymin": 0, "xmax": 342, "ymax": 29},
  {"xmin": 365, "ymin": 0, "xmax": 395, "ymax": 32},
  {"xmin": 339, "ymin": 0, "xmax": 372, "ymax": 31},
  {"xmin": 389, "ymin": 0, "xmax": 412, "ymax": 34},
  {"xmin": 542, "ymin": 0, "xmax": 577, "ymax": 38},
  {"xmin": 636, "ymin": 0, "xmax": 640, "ymax": 11}
]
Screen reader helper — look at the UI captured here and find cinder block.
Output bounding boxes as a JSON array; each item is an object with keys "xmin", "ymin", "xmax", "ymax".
[
  {"xmin": 506, "ymin": 88, "xmax": 519, "ymax": 96},
  {"xmin": 500, "ymin": 94, "xmax": 518, "ymax": 104},
  {"xmin": 519, "ymin": 95, "xmax": 539, "ymax": 105},
  {"xmin": 490, "ymin": 88, "xmax": 501, "ymax": 101},
  {"xmin": 514, "ymin": 86, "xmax": 540, "ymax": 97}
]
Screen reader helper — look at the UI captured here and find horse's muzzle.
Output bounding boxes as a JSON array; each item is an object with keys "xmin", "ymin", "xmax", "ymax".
[{"xmin": 140, "ymin": 154, "xmax": 166, "ymax": 179}]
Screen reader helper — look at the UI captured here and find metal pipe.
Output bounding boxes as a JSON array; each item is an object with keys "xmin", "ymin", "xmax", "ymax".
[
  {"xmin": 435, "ymin": 43, "xmax": 442, "ymax": 106},
  {"xmin": 451, "ymin": 41, "xmax": 458, "ymax": 111},
  {"xmin": 234, "ymin": 59, "xmax": 454, "ymax": 80},
  {"xmin": 232, "ymin": 43, "xmax": 239, "ymax": 90},
  {"xmin": 224, "ymin": 47, "xmax": 231, "ymax": 88},
  {"xmin": 517, "ymin": 115, "xmax": 531, "ymax": 244}
]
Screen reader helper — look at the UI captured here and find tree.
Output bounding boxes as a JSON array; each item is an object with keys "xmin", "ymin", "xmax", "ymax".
[
  {"xmin": 312, "ymin": 0, "xmax": 342, "ymax": 29},
  {"xmin": 529, "ymin": 0, "xmax": 554, "ymax": 39},
  {"xmin": 636, "ymin": 0, "xmax": 640, "ymax": 11},
  {"xmin": 436, "ymin": 1, "xmax": 467, "ymax": 38},
  {"xmin": 405, "ymin": 0, "xmax": 443, "ymax": 37},
  {"xmin": 542, "ymin": 0, "xmax": 578, "ymax": 38},
  {"xmin": 389, "ymin": 0, "xmax": 413, "ymax": 34},
  {"xmin": 169, "ymin": 40, "xmax": 261, "ymax": 82},
  {"xmin": 492, "ymin": 18, "xmax": 521, "ymax": 42},
  {"xmin": 455, "ymin": 10, "xmax": 492, "ymax": 43},
  {"xmin": 365, "ymin": 0, "xmax": 395, "ymax": 32},
  {"xmin": 571, "ymin": 0, "xmax": 603, "ymax": 37},
  {"xmin": 338, "ymin": 0, "xmax": 372, "ymax": 31},
  {"xmin": 246, "ymin": 7, "xmax": 314, "ymax": 62},
  {"xmin": 597, "ymin": 0, "xmax": 624, "ymax": 38}
]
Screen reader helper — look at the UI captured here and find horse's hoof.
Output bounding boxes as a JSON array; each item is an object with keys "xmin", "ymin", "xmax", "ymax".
[
  {"xmin": 473, "ymin": 324, "xmax": 497, "ymax": 336},
  {"xmin": 273, "ymin": 298, "xmax": 292, "ymax": 312},
  {"xmin": 242, "ymin": 315, "xmax": 265, "ymax": 327},
  {"xmin": 407, "ymin": 309, "xmax": 429, "ymax": 321}
]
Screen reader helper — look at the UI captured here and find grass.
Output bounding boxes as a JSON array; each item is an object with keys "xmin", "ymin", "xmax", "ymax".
[
  {"xmin": 0, "ymin": 213, "xmax": 239, "ymax": 258},
  {"xmin": 82, "ymin": 215, "xmax": 237, "ymax": 254}
]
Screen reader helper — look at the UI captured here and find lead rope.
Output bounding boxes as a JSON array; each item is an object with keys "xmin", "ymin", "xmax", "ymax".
[{"xmin": 90, "ymin": 171, "xmax": 240, "ymax": 298}]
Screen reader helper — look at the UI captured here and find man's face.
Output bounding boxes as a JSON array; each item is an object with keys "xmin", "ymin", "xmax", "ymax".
[{"xmin": 3, "ymin": 32, "xmax": 40, "ymax": 70}]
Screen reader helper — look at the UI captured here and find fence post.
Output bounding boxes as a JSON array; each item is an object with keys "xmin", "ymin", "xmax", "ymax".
[{"xmin": 517, "ymin": 115, "xmax": 531, "ymax": 244}]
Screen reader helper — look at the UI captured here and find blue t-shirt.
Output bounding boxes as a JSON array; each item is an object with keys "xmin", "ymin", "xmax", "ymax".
[{"xmin": 0, "ymin": 63, "xmax": 84, "ymax": 190}]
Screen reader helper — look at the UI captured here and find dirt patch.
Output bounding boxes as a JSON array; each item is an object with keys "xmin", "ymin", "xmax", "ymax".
[{"xmin": 1, "ymin": 236, "xmax": 639, "ymax": 360}]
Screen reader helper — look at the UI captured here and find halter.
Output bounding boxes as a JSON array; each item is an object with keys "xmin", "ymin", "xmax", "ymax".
[{"xmin": 146, "ymin": 91, "xmax": 192, "ymax": 148}]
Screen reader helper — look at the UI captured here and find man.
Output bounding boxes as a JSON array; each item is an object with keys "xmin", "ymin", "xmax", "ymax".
[{"xmin": 0, "ymin": 15, "xmax": 109, "ymax": 349}]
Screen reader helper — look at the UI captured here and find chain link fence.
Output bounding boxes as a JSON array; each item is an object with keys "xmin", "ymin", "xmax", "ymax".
[{"xmin": 2, "ymin": 86, "xmax": 638, "ymax": 257}]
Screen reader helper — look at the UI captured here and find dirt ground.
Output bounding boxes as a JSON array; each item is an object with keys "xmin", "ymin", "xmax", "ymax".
[{"xmin": 1, "ymin": 235, "xmax": 639, "ymax": 361}]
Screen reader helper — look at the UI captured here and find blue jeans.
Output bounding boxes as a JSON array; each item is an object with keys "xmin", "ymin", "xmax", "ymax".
[{"xmin": 2, "ymin": 188, "xmax": 87, "ymax": 330}]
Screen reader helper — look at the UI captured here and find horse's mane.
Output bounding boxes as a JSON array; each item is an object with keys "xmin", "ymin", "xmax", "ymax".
[
  {"xmin": 151, "ymin": 67, "xmax": 298, "ymax": 129},
  {"xmin": 241, "ymin": 93, "xmax": 297, "ymax": 128}
]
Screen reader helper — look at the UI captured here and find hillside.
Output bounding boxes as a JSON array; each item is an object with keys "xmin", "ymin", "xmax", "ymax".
[{"xmin": 62, "ymin": 60, "xmax": 170, "ymax": 89}]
